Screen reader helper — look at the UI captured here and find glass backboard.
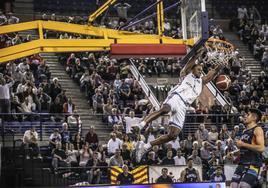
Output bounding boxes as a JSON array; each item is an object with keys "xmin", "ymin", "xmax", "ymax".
[{"xmin": 181, "ymin": 0, "xmax": 205, "ymax": 44}]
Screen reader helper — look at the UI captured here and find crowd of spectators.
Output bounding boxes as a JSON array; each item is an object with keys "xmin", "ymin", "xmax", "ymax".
[
  {"xmin": 229, "ymin": 5, "xmax": 268, "ymax": 71},
  {"xmin": 1, "ymin": 6, "xmax": 268, "ymax": 186}
]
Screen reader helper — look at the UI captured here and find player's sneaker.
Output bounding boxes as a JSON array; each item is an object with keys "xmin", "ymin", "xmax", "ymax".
[{"xmin": 131, "ymin": 121, "xmax": 146, "ymax": 132}]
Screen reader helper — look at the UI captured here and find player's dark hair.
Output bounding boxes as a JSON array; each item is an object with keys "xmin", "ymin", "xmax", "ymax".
[
  {"xmin": 248, "ymin": 108, "xmax": 262, "ymax": 122},
  {"xmin": 191, "ymin": 63, "xmax": 202, "ymax": 70}
]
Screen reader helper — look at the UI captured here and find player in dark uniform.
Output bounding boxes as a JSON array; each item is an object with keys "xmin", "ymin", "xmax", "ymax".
[
  {"xmin": 230, "ymin": 108, "xmax": 265, "ymax": 188},
  {"xmin": 180, "ymin": 158, "xmax": 201, "ymax": 183}
]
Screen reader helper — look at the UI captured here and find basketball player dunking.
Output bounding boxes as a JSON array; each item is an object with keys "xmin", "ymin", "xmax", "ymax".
[
  {"xmin": 136, "ymin": 53, "xmax": 224, "ymax": 154},
  {"xmin": 230, "ymin": 108, "xmax": 265, "ymax": 188}
]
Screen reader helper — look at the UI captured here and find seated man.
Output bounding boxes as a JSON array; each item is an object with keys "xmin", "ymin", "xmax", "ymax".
[
  {"xmin": 156, "ymin": 168, "xmax": 173, "ymax": 184},
  {"xmin": 22, "ymin": 126, "xmax": 41, "ymax": 159},
  {"xmin": 51, "ymin": 142, "xmax": 70, "ymax": 172}
]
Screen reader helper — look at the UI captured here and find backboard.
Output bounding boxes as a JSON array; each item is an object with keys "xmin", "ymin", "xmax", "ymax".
[{"xmin": 181, "ymin": 0, "xmax": 206, "ymax": 44}]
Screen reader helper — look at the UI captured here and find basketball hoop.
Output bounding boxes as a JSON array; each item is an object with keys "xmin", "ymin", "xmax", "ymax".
[{"xmin": 205, "ymin": 38, "xmax": 235, "ymax": 66}]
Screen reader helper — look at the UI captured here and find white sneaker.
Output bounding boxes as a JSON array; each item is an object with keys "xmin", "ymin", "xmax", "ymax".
[{"xmin": 131, "ymin": 121, "xmax": 146, "ymax": 132}]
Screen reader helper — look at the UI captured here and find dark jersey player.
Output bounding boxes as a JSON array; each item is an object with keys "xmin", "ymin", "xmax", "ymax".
[
  {"xmin": 180, "ymin": 158, "xmax": 201, "ymax": 183},
  {"xmin": 230, "ymin": 108, "xmax": 265, "ymax": 188}
]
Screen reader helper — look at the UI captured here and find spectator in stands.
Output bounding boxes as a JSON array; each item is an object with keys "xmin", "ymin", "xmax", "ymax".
[
  {"xmin": 72, "ymin": 132, "xmax": 84, "ymax": 150},
  {"xmin": 63, "ymin": 97, "xmax": 75, "ymax": 114},
  {"xmin": 180, "ymin": 158, "xmax": 201, "ymax": 183},
  {"xmin": 156, "ymin": 168, "xmax": 173, "ymax": 184},
  {"xmin": 51, "ymin": 142, "xmax": 70, "ymax": 172},
  {"xmin": 50, "ymin": 97, "xmax": 64, "ymax": 122},
  {"xmin": 161, "ymin": 150, "xmax": 175, "ymax": 165},
  {"xmin": 108, "ymin": 108, "xmax": 122, "ymax": 127},
  {"xmin": 189, "ymin": 149, "xmax": 202, "ymax": 165},
  {"xmin": 65, "ymin": 143, "xmax": 78, "ymax": 167},
  {"xmin": 116, "ymin": 165, "xmax": 134, "ymax": 185},
  {"xmin": 210, "ymin": 166, "xmax": 226, "ymax": 182},
  {"xmin": 0, "ymin": 75, "xmax": 13, "ymax": 114},
  {"xmin": 141, "ymin": 151, "xmax": 158, "ymax": 165},
  {"xmin": 173, "ymin": 149, "xmax": 186, "ymax": 166},
  {"xmin": 79, "ymin": 143, "xmax": 92, "ymax": 167},
  {"xmin": 219, "ymin": 124, "xmax": 231, "ymax": 141},
  {"xmin": 49, "ymin": 128, "xmax": 62, "ymax": 149},
  {"xmin": 85, "ymin": 126, "xmax": 99, "ymax": 151},
  {"xmin": 0, "ymin": 11, "xmax": 7, "ymax": 25},
  {"xmin": 122, "ymin": 134, "xmax": 134, "ymax": 152},
  {"xmin": 7, "ymin": 12, "xmax": 19, "ymax": 24},
  {"xmin": 200, "ymin": 141, "xmax": 211, "ymax": 162},
  {"xmin": 22, "ymin": 126, "xmax": 41, "ymax": 159},
  {"xmin": 168, "ymin": 137, "xmax": 181, "ymax": 150},
  {"xmin": 50, "ymin": 77, "xmax": 62, "ymax": 101},
  {"xmin": 114, "ymin": 3, "xmax": 131, "ymax": 23},
  {"xmin": 208, "ymin": 125, "xmax": 219, "ymax": 143},
  {"xmin": 37, "ymin": 87, "xmax": 51, "ymax": 112},
  {"xmin": 224, "ymin": 138, "xmax": 238, "ymax": 155},
  {"xmin": 121, "ymin": 143, "xmax": 131, "ymax": 166},
  {"xmin": 86, "ymin": 152, "xmax": 101, "ymax": 184},
  {"xmin": 184, "ymin": 134, "xmax": 194, "ymax": 156},
  {"xmin": 123, "ymin": 109, "xmax": 142, "ymax": 134},
  {"xmin": 231, "ymin": 125, "xmax": 242, "ymax": 140},
  {"xmin": 119, "ymin": 79, "xmax": 131, "ymax": 105},
  {"xmin": 61, "ymin": 122, "xmax": 72, "ymax": 148},
  {"xmin": 109, "ymin": 148, "xmax": 124, "ymax": 166},
  {"xmin": 195, "ymin": 124, "xmax": 209, "ymax": 146},
  {"xmin": 92, "ymin": 88, "xmax": 104, "ymax": 113},
  {"xmin": 67, "ymin": 111, "xmax": 82, "ymax": 132},
  {"xmin": 107, "ymin": 133, "xmax": 122, "ymax": 156}
]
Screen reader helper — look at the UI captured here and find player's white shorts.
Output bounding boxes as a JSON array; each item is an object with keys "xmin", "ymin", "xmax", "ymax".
[{"xmin": 163, "ymin": 93, "xmax": 187, "ymax": 129}]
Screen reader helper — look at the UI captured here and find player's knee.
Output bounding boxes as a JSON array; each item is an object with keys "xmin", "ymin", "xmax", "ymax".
[
  {"xmin": 167, "ymin": 131, "xmax": 178, "ymax": 140},
  {"xmin": 238, "ymin": 182, "xmax": 251, "ymax": 188}
]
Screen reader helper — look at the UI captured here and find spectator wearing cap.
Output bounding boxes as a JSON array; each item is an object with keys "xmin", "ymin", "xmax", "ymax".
[
  {"xmin": 49, "ymin": 129, "xmax": 62, "ymax": 149},
  {"xmin": 107, "ymin": 133, "xmax": 122, "ymax": 156},
  {"xmin": 50, "ymin": 77, "xmax": 62, "ymax": 101},
  {"xmin": 85, "ymin": 126, "xmax": 99, "ymax": 151}
]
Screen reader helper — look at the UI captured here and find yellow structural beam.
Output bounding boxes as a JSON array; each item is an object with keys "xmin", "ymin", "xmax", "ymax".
[
  {"xmin": 88, "ymin": 0, "xmax": 117, "ymax": 24},
  {"xmin": 0, "ymin": 20, "xmax": 196, "ymax": 63},
  {"xmin": 157, "ymin": 0, "xmax": 164, "ymax": 36}
]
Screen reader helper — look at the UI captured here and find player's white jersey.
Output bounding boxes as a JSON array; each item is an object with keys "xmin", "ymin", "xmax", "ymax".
[{"xmin": 169, "ymin": 72, "xmax": 203, "ymax": 105}]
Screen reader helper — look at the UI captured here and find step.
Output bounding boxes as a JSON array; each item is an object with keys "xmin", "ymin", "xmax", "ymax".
[{"xmin": 14, "ymin": 2, "xmax": 34, "ymax": 9}]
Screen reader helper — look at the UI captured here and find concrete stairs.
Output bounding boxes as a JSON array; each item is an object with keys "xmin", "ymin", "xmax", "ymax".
[
  {"xmin": 13, "ymin": 0, "xmax": 35, "ymax": 21},
  {"xmin": 224, "ymin": 32, "xmax": 262, "ymax": 78},
  {"xmin": 40, "ymin": 53, "xmax": 112, "ymax": 144}
]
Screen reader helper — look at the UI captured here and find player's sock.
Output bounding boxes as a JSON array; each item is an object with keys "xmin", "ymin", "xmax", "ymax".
[{"xmin": 138, "ymin": 121, "xmax": 146, "ymax": 129}]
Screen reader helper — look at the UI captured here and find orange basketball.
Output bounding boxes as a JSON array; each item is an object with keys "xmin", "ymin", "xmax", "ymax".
[{"xmin": 216, "ymin": 75, "xmax": 231, "ymax": 91}]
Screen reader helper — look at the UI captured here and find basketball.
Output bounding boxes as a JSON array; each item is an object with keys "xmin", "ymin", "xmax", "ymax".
[{"xmin": 216, "ymin": 75, "xmax": 231, "ymax": 91}]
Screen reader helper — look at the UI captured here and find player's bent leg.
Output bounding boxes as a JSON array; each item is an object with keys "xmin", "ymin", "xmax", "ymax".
[
  {"xmin": 150, "ymin": 126, "xmax": 181, "ymax": 146},
  {"xmin": 238, "ymin": 182, "xmax": 251, "ymax": 188},
  {"xmin": 230, "ymin": 182, "xmax": 239, "ymax": 188},
  {"xmin": 136, "ymin": 104, "xmax": 171, "ymax": 130},
  {"xmin": 143, "ymin": 104, "xmax": 171, "ymax": 124}
]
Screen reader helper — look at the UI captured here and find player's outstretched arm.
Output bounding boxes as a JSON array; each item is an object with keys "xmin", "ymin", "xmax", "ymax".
[
  {"xmin": 236, "ymin": 127, "xmax": 265, "ymax": 153},
  {"xmin": 202, "ymin": 63, "xmax": 222, "ymax": 84}
]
